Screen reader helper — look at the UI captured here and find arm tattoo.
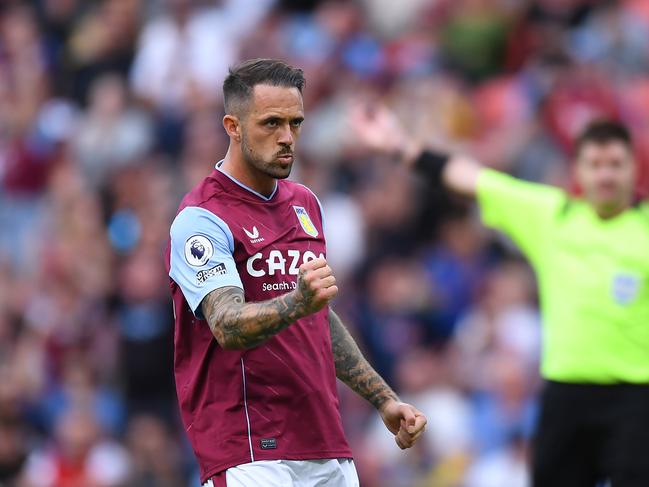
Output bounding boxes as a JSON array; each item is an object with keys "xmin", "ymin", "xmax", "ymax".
[
  {"xmin": 201, "ymin": 285, "xmax": 307, "ymax": 350},
  {"xmin": 329, "ymin": 308, "xmax": 398, "ymax": 410}
]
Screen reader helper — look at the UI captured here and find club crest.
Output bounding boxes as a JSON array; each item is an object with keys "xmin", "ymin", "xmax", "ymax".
[{"xmin": 293, "ymin": 206, "xmax": 319, "ymax": 238}]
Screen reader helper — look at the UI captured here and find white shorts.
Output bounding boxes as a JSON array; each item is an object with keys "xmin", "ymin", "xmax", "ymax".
[{"xmin": 203, "ymin": 459, "xmax": 359, "ymax": 487}]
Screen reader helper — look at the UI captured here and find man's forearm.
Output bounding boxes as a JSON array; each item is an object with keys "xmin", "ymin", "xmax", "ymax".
[
  {"xmin": 410, "ymin": 150, "xmax": 482, "ymax": 198},
  {"xmin": 441, "ymin": 154, "xmax": 482, "ymax": 197},
  {"xmin": 201, "ymin": 258, "xmax": 335, "ymax": 350},
  {"xmin": 201, "ymin": 286, "xmax": 308, "ymax": 350},
  {"xmin": 328, "ymin": 308, "xmax": 398, "ymax": 410}
]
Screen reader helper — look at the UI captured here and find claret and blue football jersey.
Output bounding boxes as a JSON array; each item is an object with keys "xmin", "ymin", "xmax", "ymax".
[{"xmin": 165, "ymin": 163, "xmax": 352, "ymax": 484}]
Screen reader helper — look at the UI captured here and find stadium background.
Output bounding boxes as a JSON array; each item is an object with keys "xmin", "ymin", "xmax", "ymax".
[{"xmin": 0, "ymin": 0, "xmax": 648, "ymax": 485}]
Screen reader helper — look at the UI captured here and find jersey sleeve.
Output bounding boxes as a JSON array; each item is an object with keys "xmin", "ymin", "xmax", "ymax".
[
  {"xmin": 169, "ymin": 206, "xmax": 243, "ymax": 319},
  {"xmin": 298, "ymin": 183, "xmax": 326, "ymax": 233},
  {"xmin": 476, "ymin": 169, "xmax": 566, "ymax": 262}
]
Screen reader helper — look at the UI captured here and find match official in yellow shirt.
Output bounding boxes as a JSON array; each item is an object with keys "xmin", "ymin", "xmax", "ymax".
[{"xmin": 355, "ymin": 111, "xmax": 649, "ymax": 487}]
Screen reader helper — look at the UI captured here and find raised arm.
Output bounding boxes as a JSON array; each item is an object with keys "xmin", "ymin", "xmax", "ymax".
[
  {"xmin": 351, "ymin": 104, "xmax": 567, "ymax": 262},
  {"xmin": 201, "ymin": 257, "xmax": 337, "ymax": 350},
  {"xmin": 351, "ymin": 104, "xmax": 483, "ymax": 197},
  {"xmin": 329, "ymin": 308, "xmax": 427, "ymax": 449}
]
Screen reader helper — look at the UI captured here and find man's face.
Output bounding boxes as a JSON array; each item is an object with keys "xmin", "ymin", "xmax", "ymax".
[
  {"xmin": 238, "ymin": 84, "xmax": 304, "ymax": 180},
  {"xmin": 575, "ymin": 141, "xmax": 635, "ymax": 215}
]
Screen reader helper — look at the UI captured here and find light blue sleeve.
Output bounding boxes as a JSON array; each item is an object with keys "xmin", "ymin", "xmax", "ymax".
[
  {"xmin": 313, "ymin": 191, "xmax": 326, "ymax": 233},
  {"xmin": 169, "ymin": 206, "xmax": 243, "ymax": 319}
]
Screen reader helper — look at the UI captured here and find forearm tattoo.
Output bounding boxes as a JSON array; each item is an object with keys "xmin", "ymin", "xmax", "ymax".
[
  {"xmin": 328, "ymin": 308, "xmax": 398, "ymax": 410},
  {"xmin": 201, "ymin": 285, "xmax": 307, "ymax": 350}
]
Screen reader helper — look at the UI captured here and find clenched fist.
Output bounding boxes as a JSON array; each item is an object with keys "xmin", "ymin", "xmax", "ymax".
[{"xmin": 293, "ymin": 257, "xmax": 338, "ymax": 315}]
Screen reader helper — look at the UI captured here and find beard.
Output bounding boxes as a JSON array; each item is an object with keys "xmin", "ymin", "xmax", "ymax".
[{"xmin": 241, "ymin": 132, "xmax": 293, "ymax": 180}]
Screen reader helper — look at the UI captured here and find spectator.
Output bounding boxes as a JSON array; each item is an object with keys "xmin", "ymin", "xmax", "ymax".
[
  {"xmin": 22, "ymin": 408, "xmax": 131, "ymax": 487},
  {"xmin": 123, "ymin": 414, "xmax": 186, "ymax": 487},
  {"xmin": 72, "ymin": 73, "xmax": 153, "ymax": 187}
]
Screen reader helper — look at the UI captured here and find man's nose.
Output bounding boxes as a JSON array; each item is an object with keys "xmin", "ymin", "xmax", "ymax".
[
  {"xmin": 277, "ymin": 125, "xmax": 293, "ymax": 146},
  {"xmin": 597, "ymin": 167, "xmax": 619, "ymax": 181}
]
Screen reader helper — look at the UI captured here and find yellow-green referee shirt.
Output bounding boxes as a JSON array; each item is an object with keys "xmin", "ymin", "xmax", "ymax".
[{"xmin": 477, "ymin": 169, "xmax": 649, "ymax": 384}]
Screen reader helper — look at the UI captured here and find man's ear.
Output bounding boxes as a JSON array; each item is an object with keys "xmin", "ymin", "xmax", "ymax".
[{"xmin": 223, "ymin": 114, "xmax": 241, "ymax": 142}]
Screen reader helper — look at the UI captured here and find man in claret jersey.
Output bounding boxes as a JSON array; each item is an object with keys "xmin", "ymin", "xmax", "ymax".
[{"xmin": 165, "ymin": 59, "xmax": 427, "ymax": 487}]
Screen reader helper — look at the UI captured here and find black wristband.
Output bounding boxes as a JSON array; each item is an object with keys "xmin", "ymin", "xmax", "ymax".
[{"xmin": 413, "ymin": 149, "xmax": 451, "ymax": 186}]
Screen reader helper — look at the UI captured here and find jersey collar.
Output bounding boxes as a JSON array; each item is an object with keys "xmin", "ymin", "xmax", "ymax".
[{"xmin": 215, "ymin": 160, "xmax": 278, "ymax": 202}]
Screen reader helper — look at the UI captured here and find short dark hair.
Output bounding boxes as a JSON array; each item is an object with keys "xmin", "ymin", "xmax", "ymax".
[
  {"xmin": 223, "ymin": 59, "xmax": 305, "ymax": 116},
  {"xmin": 575, "ymin": 120, "xmax": 632, "ymax": 153}
]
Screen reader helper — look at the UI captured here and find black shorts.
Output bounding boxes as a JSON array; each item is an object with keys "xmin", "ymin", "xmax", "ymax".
[{"xmin": 532, "ymin": 381, "xmax": 649, "ymax": 487}]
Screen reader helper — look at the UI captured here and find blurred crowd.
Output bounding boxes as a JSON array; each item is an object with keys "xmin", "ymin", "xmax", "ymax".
[{"xmin": 0, "ymin": 0, "xmax": 648, "ymax": 486}]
